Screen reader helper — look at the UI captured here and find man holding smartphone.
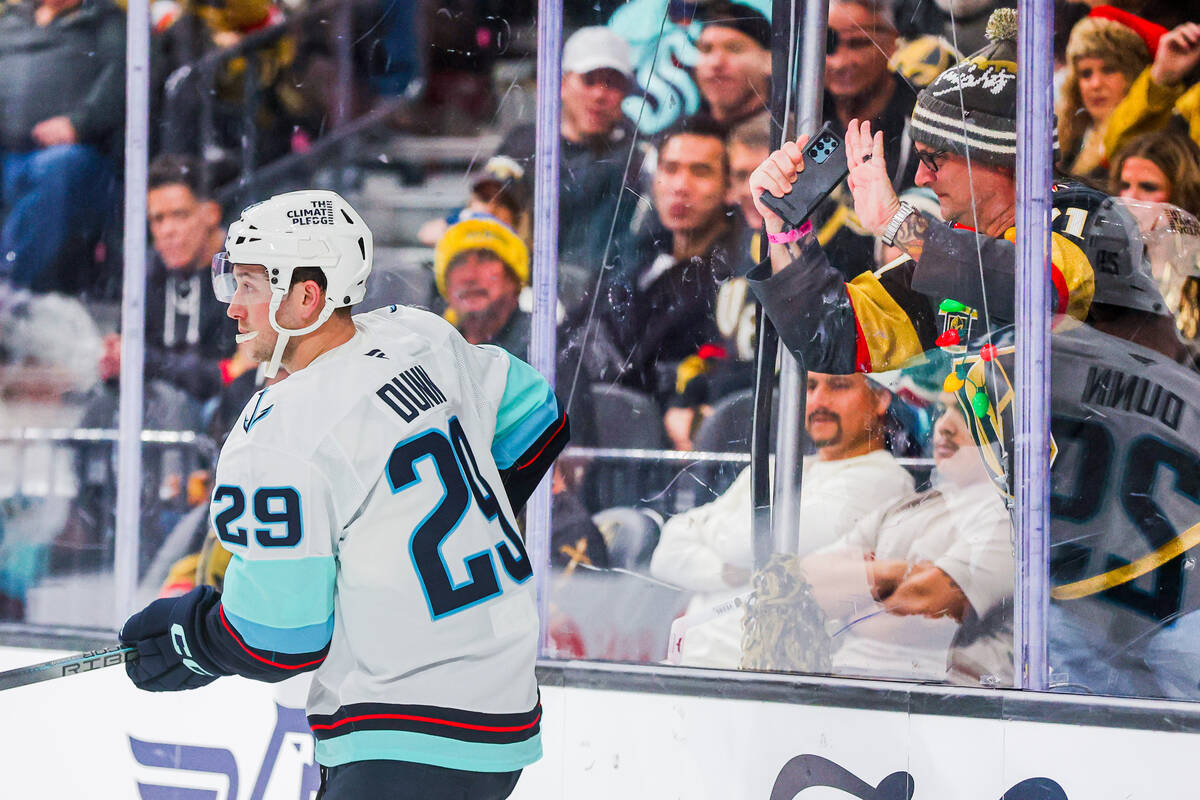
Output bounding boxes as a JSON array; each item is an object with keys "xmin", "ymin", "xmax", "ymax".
[
  {"xmin": 744, "ymin": 9, "xmax": 1200, "ymax": 700},
  {"xmin": 744, "ymin": 9, "xmax": 1102, "ymax": 377}
]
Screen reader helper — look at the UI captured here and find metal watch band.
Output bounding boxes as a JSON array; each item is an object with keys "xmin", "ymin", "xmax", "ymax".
[{"xmin": 881, "ymin": 201, "xmax": 915, "ymax": 248}]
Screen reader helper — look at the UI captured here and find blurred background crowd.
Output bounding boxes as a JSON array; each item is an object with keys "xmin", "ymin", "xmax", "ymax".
[{"xmin": 1, "ymin": 0, "xmax": 1199, "ymax": 701}]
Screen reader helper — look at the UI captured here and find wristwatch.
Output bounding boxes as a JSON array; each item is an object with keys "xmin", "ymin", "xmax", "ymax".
[{"xmin": 880, "ymin": 201, "xmax": 916, "ymax": 247}]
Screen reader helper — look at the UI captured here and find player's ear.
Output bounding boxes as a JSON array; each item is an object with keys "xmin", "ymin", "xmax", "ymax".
[{"xmin": 294, "ymin": 278, "xmax": 324, "ymax": 319}]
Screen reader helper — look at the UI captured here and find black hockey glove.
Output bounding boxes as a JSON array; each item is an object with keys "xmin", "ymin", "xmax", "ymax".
[{"xmin": 120, "ymin": 586, "xmax": 225, "ymax": 691}]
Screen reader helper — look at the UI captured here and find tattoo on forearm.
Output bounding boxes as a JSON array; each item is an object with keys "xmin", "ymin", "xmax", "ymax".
[{"xmin": 894, "ymin": 210, "xmax": 929, "ymax": 263}]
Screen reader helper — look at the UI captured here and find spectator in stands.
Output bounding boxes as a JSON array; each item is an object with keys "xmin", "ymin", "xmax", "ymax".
[
  {"xmin": 97, "ymin": 154, "xmax": 243, "ymax": 408},
  {"xmin": 0, "ymin": 0, "xmax": 125, "ymax": 293},
  {"xmin": 606, "ymin": 115, "xmax": 751, "ymax": 402},
  {"xmin": 693, "ymin": 1, "xmax": 772, "ymax": 129},
  {"xmin": 803, "ymin": 394, "xmax": 1013, "ymax": 685},
  {"xmin": 1109, "ymin": 129, "xmax": 1200, "ymax": 353},
  {"xmin": 494, "ymin": 26, "xmax": 644, "ymax": 277},
  {"xmin": 662, "ymin": 113, "xmax": 768, "ymax": 450},
  {"xmin": 824, "ymin": 0, "xmax": 919, "ymax": 190},
  {"xmin": 434, "ymin": 216, "xmax": 531, "ymax": 353},
  {"xmin": 1057, "ymin": 15, "xmax": 1152, "ymax": 180},
  {"xmin": 1104, "ymin": 21, "xmax": 1200, "ymax": 157},
  {"xmin": 417, "ymin": 156, "xmax": 528, "ymax": 248},
  {"xmin": 649, "ymin": 371, "xmax": 915, "ymax": 668},
  {"xmin": 727, "ymin": 114, "xmax": 774, "ymax": 234},
  {"xmin": 1110, "ymin": 128, "xmax": 1200, "ymax": 214},
  {"xmin": 433, "ymin": 215, "xmax": 597, "ymax": 445}
]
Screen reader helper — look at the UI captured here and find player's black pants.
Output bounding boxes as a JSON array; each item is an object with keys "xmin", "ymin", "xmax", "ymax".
[{"xmin": 316, "ymin": 760, "xmax": 522, "ymax": 800}]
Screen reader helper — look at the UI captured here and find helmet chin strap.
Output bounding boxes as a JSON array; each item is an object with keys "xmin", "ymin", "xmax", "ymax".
[{"xmin": 264, "ymin": 293, "xmax": 336, "ymax": 379}]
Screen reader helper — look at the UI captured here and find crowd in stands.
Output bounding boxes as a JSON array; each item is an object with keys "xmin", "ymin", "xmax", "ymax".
[{"xmin": 2, "ymin": 0, "xmax": 1200, "ymax": 700}]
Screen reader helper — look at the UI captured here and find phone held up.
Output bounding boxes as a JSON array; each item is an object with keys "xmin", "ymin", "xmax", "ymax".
[{"xmin": 759, "ymin": 122, "xmax": 849, "ymax": 230}]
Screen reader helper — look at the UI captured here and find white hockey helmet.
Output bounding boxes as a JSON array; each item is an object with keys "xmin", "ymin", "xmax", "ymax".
[{"xmin": 212, "ymin": 189, "xmax": 372, "ymax": 376}]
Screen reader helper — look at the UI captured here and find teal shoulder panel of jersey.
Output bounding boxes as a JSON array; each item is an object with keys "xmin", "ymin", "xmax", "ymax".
[{"xmin": 484, "ymin": 346, "xmax": 560, "ymax": 470}]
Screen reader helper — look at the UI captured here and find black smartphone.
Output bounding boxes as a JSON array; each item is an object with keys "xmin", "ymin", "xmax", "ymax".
[{"xmin": 759, "ymin": 122, "xmax": 849, "ymax": 229}]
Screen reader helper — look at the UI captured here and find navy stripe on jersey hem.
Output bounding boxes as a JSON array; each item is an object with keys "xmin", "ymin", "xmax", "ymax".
[{"xmin": 308, "ymin": 700, "xmax": 542, "ymax": 745}]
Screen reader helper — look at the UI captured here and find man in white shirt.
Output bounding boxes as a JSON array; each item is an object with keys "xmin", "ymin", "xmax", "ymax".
[
  {"xmin": 804, "ymin": 395, "xmax": 1013, "ymax": 685},
  {"xmin": 649, "ymin": 371, "xmax": 915, "ymax": 668}
]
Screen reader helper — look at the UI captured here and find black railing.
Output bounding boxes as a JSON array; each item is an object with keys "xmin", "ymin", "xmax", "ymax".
[{"xmin": 161, "ymin": 0, "xmax": 426, "ymax": 201}]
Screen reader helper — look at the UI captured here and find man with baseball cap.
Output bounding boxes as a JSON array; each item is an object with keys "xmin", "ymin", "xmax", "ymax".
[{"xmin": 494, "ymin": 26, "xmax": 647, "ymax": 276}]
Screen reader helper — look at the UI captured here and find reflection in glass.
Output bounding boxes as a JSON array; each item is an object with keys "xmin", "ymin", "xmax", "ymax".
[
  {"xmin": 1047, "ymin": 200, "xmax": 1200, "ymax": 700},
  {"xmin": 1, "ymin": 0, "xmax": 539, "ymax": 629},
  {"xmin": 1, "ymin": 0, "xmax": 127, "ymax": 626},
  {"xmin": 797, "ymin": 397, "xmax": 1013, "ymax": 686}
]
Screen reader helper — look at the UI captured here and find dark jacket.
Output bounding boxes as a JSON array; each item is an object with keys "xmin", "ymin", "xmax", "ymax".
[
  {"xmin": 142, "ymin": 251, "xmax": 238, "ymax": 403},
  {"xmin": 0, "ymin": 0, "xmax": 126, "ymax": 153},
  {"xmin": 605, "ymin": 209, "xmax": 750, "ymax": 398},
  {"xmin": 497, "ymin": 120, "xmax": 646, "ymax": 272}
]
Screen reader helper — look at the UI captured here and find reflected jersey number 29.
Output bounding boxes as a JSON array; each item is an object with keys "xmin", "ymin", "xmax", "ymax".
[{"xmin": 388, "ymin": 416, "xmax": 532, "ymax": 619}]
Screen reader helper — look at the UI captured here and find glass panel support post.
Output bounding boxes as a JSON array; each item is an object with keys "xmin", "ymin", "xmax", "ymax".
[
  {"xmin": 1014, "ymin": 0, "xmax": 1054, "ymax": 691},
  {"xmin": 115, "ymin": 0, "xmax": 152, "ymax": 627},
  {"xmin": 771, "ymin": 0, "xmax": 829, "ymax": 556},
  {"xmin": 529, "ymin": 0, "xmax": 563, "ymax": 652}
]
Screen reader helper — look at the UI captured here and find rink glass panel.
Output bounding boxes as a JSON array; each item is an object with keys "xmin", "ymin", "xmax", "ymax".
[
  {"xmin": 0, "ymin": 5, "xmax": 128, "ymax": 629},
  {"xmin": 0, "ymin": 0, "xmax": 543, "ymax": 628},
  {"xmin": 1, "ymin": 0, "xmax": 1195, "ymax": 709},
  {"xmin": 538, "ymin": 0, "xmax": 1022, "ymax": 689},
  {"xmin": 1045, "ymin": 198, "xmax": 1200, "ymax": 701}
]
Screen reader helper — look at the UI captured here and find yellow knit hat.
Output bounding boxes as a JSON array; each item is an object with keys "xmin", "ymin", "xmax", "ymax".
[{"xmin": 433, "ymin": 216, "xmax": 530, "ymax": 299}]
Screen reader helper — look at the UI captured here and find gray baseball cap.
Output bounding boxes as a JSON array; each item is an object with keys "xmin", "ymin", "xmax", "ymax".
[{"xmin": 562, "ymin": 26, "xmax": 634, "ymax": 78}]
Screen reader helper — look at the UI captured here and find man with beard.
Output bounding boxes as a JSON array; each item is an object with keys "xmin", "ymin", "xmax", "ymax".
[
  {"xmin": 433, "ymin": 215, "xmax": 597, "ymax": 446},
  {"xmin": 649, "ymin": 371, "xmax": 914, "ymax": 668},
  {"xmin": 803, "ymin": 395, "xmax": 1014, "ymax": 685}
]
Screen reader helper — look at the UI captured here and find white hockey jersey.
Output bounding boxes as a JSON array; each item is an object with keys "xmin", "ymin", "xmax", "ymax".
[{"xmin": 205, "ymin": 305, "xmax": 562, "ymax": 771}]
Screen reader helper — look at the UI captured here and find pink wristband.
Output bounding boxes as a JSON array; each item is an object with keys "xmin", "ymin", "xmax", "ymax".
[{"xmin": 767, "ymin": 220, "xmax": 812, "ymax": 244}]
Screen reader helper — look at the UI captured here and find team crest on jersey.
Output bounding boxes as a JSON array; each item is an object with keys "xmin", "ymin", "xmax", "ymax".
[{"xmin": 242, "ymin": 390, "xmax": 274, "ymax": 433}]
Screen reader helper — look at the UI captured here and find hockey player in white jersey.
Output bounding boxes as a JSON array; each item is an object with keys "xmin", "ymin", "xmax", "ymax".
[{"xmin": 119, "ymin": 190, "xmax": 569, "ymax": 800}]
